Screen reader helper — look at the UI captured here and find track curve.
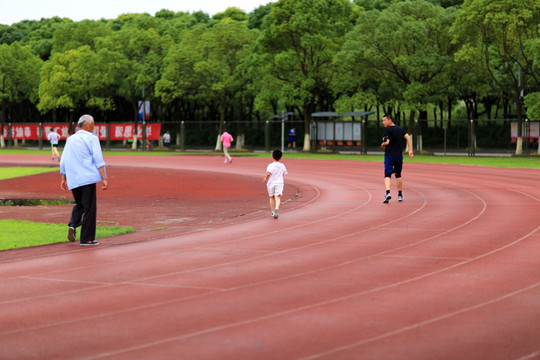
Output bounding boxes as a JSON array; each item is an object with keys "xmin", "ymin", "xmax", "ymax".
[{"xmin": 0, "ymin": 154, "xmax": 539, "ymax": 360}]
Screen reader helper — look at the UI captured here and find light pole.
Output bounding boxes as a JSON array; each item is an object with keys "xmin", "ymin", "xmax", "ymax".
[{"xmin": 274, "ymin": 111, "xmax": 294, "ymax": 152}]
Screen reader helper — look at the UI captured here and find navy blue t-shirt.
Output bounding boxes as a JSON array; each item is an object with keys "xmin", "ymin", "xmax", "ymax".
[{"xmin": 383, "ymin": 125, "xmax": 407, "ymax": 156}]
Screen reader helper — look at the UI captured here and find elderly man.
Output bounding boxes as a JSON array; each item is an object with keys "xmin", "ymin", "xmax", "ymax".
[{"xmin": 60, "ymin": 114, "xmax": 108, "ymax": 246}]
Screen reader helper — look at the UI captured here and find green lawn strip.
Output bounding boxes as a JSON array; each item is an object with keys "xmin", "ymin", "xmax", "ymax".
[
  {"xmin": 0, "ymin": 149, "xmax": 178, "ymax": 156},
  {"xmin": 0, "ymin": 166, "xmax": 136, "ymax": 250},
  {"xmin": 0, "ymin": 148, "xmax": 538, "ymax": 168},
  {"xmin": 253, "ymin": 152, "xmax": 540, "ymax": 169},
  {"xmin": 0, "ymin": 220, "xmax": 135, "ymax": 251},
  {"xmin": 0, "ymin": 167, "xmax": 58, "ymax": 180}
]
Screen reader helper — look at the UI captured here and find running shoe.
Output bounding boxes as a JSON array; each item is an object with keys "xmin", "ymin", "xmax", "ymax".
[
  {"xmin": 273, "ymin": 208, "xmax": 279, "ymax": 219},
  {"xmin": 398, "ymin": 195, "xmax": 403, "ymax": 202},
  {"xmin": 68, "ymin": 226, "xmax": 76, "ymax": 242},
  {"xmin": 383, "ymin": 193, "xmax": 391, "ymax": 204},
  {"xmin": 80, "ymin": 240, "xmax": 99, "ymax": 246}
]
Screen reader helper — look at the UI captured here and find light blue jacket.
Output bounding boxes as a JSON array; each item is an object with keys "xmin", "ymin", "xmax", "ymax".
[{"xmin": 60, "ymin": 130, "xmax": 106, "ymax": 190}]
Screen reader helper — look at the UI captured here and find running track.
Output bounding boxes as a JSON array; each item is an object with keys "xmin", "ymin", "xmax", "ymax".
[{"xmin": 1, "ymin": 154, "xmax": 539, "ymax": 359}]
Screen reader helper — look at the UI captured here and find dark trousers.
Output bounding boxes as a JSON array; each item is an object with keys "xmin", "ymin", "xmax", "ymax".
[{"xmin": 69, "ymin": 183, "xmax": 97, "ymax": 242}]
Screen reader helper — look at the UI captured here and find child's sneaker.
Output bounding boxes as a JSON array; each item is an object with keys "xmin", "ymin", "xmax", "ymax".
[
  {"xmin": 383, "ymin": 193, "xmax": 391, "ymax": 204},
  {"xmin": 273, "ymin": 208, "xmax": 279, "ymax": 219}
]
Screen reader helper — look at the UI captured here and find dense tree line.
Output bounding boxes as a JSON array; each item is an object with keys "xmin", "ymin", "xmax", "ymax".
[{"xmin": 0, "ymin": 0, "xmax": 539, "ymax": 153}]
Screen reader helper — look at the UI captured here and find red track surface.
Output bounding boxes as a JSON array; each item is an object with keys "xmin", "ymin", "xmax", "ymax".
[{"xmin": 1, "ymin": 154, "xmax": 539, "ymax": 359}]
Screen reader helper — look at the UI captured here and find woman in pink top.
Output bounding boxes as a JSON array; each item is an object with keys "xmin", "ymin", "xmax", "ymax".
[{"xmin": 220, "ymin": 129, "xmax": 233, "ymax": 163}]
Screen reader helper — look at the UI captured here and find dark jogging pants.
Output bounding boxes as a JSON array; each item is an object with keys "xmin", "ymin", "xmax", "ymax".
[{"xmin": 69, "ymin": 183, "xmax": 97, "ymax": 243}]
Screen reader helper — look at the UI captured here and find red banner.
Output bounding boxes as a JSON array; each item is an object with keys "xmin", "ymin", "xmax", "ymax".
[
  {"xmin": 2, "ymin": 123, "xmax": 161, "ymax": 141},
  {"xmin": 108, "ymin": 123, "xmax": 161, "ymax": 140},
  {"xmin": 44, "ymin": 124, "xmax": 71, "ymax": 140},
  {"xmin": 3, "ymin": 124, "xmax": 40, "ymax": 140}
]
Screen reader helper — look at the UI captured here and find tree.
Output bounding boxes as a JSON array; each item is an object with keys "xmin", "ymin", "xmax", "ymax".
[
  {"xmin": 0, "ymin": 42, "xmax": 42, "ymax": 147},
  {"xmin": 258, "ymin": 0, "xmax": 355, "ymax": 151},
  {"xmin": 338, "ymin": 0, "xmax": 457, "ymax": 150},
  {"xmin": 38, "ymin": 46, "xmax": 117, "ymax": 122},
  {"xmin": 0, "ymin": 18, "xmax": 71, "ymax": 60},
  {"xmin": 524, "ymin": 35, "xmax": 540, "ymax": 125},
  {"xmin": 452, "ymin": 0, "xmax": 540, "ymax": 155},
  {"xmin": 51, "ymin": 20, "xmax": 111, "ymax": 53},
  {"xmin": 157, "ymin": 18, "xmax": 258, "ymax": 150},
  {"xmin": 247, "ymin": 3, "xmax": 274, "ymax": 29},
  {"xmin": 99, "ymin": 14, "xmax": 171, "ymax": 149}
]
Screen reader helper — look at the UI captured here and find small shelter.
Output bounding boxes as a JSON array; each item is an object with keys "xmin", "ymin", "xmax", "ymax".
[{"xmin": 311, "ymin": 111, "xmax": 374, "ymax": 153}]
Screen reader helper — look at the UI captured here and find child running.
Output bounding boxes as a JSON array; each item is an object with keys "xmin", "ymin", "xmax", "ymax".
[{"xmin": 263, "ymin": 149, "xmax": 288, "ymax": 219}]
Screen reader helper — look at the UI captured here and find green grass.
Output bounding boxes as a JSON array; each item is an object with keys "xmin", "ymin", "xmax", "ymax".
[
  {"xmin": 0, "ymin": 148, "xmax": 178, "ymax": 156},
  {"xmin": 0, "ymin": 166, "xmax": 58, "ymax": 180},
  {"xmin": 0, "ymin": 219, "xmax": 135, "ymax": 250},
  {"xmin": 1, "ymin": 148, "xmax": 538, "ymax": 168},
  {"xmin": 259, "ymin": 152, "xmax": 540, "ymax": 169},
  {"xmin": 0, "ymin": 166, "xmax": 134, "ymax": 250}
]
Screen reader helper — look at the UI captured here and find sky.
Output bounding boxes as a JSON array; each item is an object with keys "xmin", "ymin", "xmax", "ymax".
[{"xmin": 0, "ymin": 0, "xmax": 274, "ymax": 26}]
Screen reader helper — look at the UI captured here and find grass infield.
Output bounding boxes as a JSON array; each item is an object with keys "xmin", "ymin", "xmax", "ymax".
[
  {"xmin": 0, "ymin": 166, "xmax": 134, "ymax": 250},
  {"xmin": 0, "ymin": 219, "xmax": 135, "ymax": 251},
  {"xmin": 0, "ymin": 166, "xmax": 58, "ymax": 180}
]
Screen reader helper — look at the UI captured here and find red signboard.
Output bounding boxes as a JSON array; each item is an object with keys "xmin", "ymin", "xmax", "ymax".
[
  {"xmin": 511, "ymin": 121, "xmax": 539, "ymax": 139},
  {"xmin": 108, "ymin": 124, "xmax": 161, "ymax": 140},
  {"xmin": 3, "ymin": 124, "xmax": 40, "ymax": 140},
  {"xmin": 2, "ymin": 123, "xmax": 161, "ymax": 141}
]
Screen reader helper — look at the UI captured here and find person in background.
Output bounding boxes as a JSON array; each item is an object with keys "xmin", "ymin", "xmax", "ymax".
[
  {"xmin": 60, "ymin": 114, "xmax": 108, "ymax": 246},
  {"xmin": 163, "ymin": 130, "xmax": 171, "ymax": 149},
  {"xmin": 380, "ymin": 114, "xmax": 413, "ymax": 203},
  {"xmin": 47, "ymin": 128, "xmax": 61, "ymax": 162},
  {"xmin": 288, "ymin": 128, "xmax": 296, "ymax": 149},
  {"xmin": 221, "ymin": 129, "xmax": 234, "ymax": 163}
]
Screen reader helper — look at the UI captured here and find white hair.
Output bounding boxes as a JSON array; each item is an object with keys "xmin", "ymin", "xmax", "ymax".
[{"xmin": 77, "ymin": 114, "xmax": 94, "ymax": 128}]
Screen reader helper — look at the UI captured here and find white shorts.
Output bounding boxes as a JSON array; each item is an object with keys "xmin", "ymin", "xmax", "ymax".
[{"xmin": 267, "ymin": 184, "xmax": 284, "ymax": 197}]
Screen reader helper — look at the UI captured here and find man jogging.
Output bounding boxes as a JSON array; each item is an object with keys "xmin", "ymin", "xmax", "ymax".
[{"xmin": 380, "ymin": 114, "xmax": 413, "ymax": 203}]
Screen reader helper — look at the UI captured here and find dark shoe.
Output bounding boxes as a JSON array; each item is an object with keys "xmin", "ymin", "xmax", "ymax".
[
  {"xmin": 383, "ymin": 193, "xmax": 391, "ymax": 204},
  {"xmin": 80, "ymin": 240, "xmax": 99, "ymax": 246},
  {"xmin": 398, "ymin": 195, "xmax": 404, "ymax": 202},
  {"xmin": 68, "ymin": 227, "xmax": 76, "ymax": 242}
]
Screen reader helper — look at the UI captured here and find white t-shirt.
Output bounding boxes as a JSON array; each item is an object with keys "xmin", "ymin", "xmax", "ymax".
[
  {"xmin": 48, "ymin": 132, "xmax": 59, "ymax": 145},
  {"xmin": 266, "ymin": 161, "xmax": 288, "ymax": 186}
]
